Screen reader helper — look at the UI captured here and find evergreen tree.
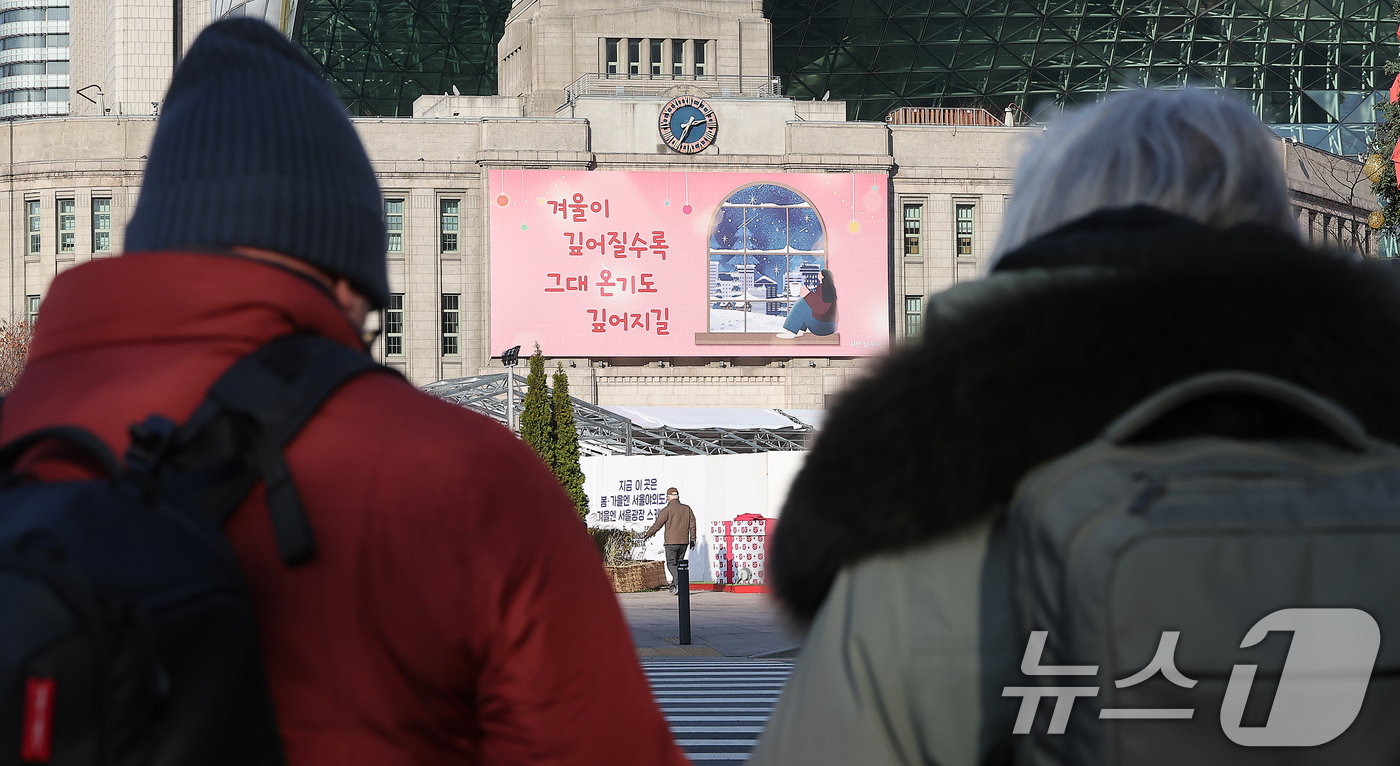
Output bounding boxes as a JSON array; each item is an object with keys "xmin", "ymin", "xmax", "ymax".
[
  {"xmin": 519, "ymin": 343, "xmax": 553, "ymax": 465},
  {"xmin": 552, "ymin": 363, "xmax": 589, "ymax": 520},
  {"xmin": 1369, "ymin": 8, "xmax": 1400, "ymax": 240}
]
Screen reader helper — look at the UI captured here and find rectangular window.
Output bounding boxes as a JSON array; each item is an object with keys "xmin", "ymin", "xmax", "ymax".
[
  {"xmin": 441, "ymin": 293, "xmax": 460, "ymax": 356},
  {"xmin": 903, "ymin": 204, "xmax": 922, "ymax": 256},
  {"xmin": 628, "ymin": 39, "xmax": 640, "ymax": 74},
  {"xmin": 956, "ymin": 204, "xmax": 975, "ymax": 257},
  {"xmin": 606, "ymin": 38, "xmax": 619, "ymax": 74},
  {"xmin": 385, "ymin": 293, "xmax": 404, "ymax": 356},
  {"xmin": 672, "ymin": 39, "xmax": 684, "ymax": 75},
  {"xmin": 694, "ymin": 40, "xmax": 707, "ymax": 76},
  {"xmin": 905, "ymin": 295, "xmax": 922, "ymax": 338},
  {"xmin": 57, "ymin": 198, "xmax": 74, "ymax": 252},
  {"xmin": 26, "ymin": 200, "xmax": 39, "ymax": 254},
  {"xmin": 440, "ymin": 199, "xmax": 459, "ymax": 253},
  {"xmin": 26, "ymin": 294, "xmax": 38, "ymax": 326},
  {"xmin": 650, "ymin": 39, "xmax": 662, "ymax": 75},
  {"xmin": 385, "ymin": 199, "xmax": 403, "ymax": 252},
  {"xmin": 91, "ymin": 197, "xmax": 111, "ymax": 252}
]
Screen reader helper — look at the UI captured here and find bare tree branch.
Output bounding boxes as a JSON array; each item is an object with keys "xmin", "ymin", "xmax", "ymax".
[{"xmin": 0, "ymin": 314, "xmax": 33, "ymax": 395}]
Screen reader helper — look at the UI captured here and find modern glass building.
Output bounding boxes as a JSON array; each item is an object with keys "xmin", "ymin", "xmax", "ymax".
[
  {"xmin": 297, "ymin": 0, "xmax": 511, "ymax": 117},
  {"xmin": 279, "ymin": 0, "xmax": 1392, "ymax": 152},
  {"xmin": 0, "ymin": 0, "xmax": 69, "ymax": 118},
  {"xmin": 767, "ymin": 0, "xmax": 1394, "ymax": 155}
]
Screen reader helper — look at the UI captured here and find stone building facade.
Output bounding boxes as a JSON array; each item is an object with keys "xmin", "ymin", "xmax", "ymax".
[{"xmin": 2, "ymin": 0, "xmax": 1381, "ymax": 409}]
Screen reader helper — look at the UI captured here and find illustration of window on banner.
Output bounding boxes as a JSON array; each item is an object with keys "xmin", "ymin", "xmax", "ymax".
[{"xmin": 489, "ymin": 170, "xmax": 889, "ymax": 358}]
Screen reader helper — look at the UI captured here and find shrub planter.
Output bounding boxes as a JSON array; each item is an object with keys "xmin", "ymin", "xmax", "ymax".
[{"xmin": 606, "ymin": 560, "xmax": 667, "ymax": 593}]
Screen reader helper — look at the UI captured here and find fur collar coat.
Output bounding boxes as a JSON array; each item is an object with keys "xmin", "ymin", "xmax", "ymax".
[{"xmin": 769, "ymin": 206, "xmax": 1400, "ymax": 624}]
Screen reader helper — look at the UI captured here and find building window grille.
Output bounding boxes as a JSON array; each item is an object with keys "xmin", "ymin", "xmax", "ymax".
[
  {"xmin": 606, "ymin": 38, "xmax": 619, "ymax": 74},
  {"xmin": 441, "ymin": 293, "xmax": 460, "ymax": 356},
  {"xmin": 672, "ymin": 40, "xmax": 684, "ymax": 75},
  {"xmin": 628, "ymin": 39, "xmax": 641, "ymax": 74},
  {"xmin": 650, "ymin": 39, "xmax": 662, "ymax": 75},
  {"xmin": 91, "ymin": 198, "xmax": 111, "ymax": 253},
  {"xmin": 26, "ymin": 200, "xmax": 39, "ymax": 254},
  {"xmin": 385, "ymin": 199, "xmax": 403, "ymax": 252},
  {"xmin": 903, "ymin": 204, "xmax": 922, "ymax": 256},
  {"xmin": 956, "ymin": 204, "xmax": 975, "ymax": 257},
  {"xmin": 440, "ymin": 199, "xmax": 459, "ymax": 253},
  {"xmin": 385, "ymin": 293, "xmax": 404, "ymax": 355},
  {"xmin": 694, "ymin": 40, "xmax": 707, "ymax": 76},
  {"xmin": 905, "ymin": 295, "xmax": 922, "ymax": 338},
  {"xmin": 57, "ymin": 199, "xmax": 74, "ymax": 253},
  {"xmin": 26, "ymin": 294, "xmax": 39, "ymax": 326}
]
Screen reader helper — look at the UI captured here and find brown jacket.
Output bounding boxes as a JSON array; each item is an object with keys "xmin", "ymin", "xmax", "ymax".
[{"xmin": 645, "ymin": 501, "xmax": 697, "ymax": 545}]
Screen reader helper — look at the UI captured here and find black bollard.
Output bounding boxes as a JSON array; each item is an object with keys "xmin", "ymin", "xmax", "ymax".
[{"xmin": 677, "ymin": 558, "xmax": 691, "ymax": 645}]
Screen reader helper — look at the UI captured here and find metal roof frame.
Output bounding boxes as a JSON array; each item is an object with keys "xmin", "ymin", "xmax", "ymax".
[{"xmin": 422, "ymin": 373, "xmax": 813, "ymax": 456}]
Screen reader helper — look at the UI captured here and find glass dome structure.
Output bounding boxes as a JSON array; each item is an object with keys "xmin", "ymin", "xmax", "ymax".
[
  {"xmin": 285, "ymin": 0, "xmax": 1393, "ymax": 153},
  {"xmin": 296, "ymin": 0, "xmax": 510, "ymax": 117},
  {"xmin": 767, "ymin": 0, "xmax": 1394, "ymax": 154}
]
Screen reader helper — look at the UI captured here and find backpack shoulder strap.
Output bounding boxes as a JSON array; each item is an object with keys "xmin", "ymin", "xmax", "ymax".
[
  {"xmin": 0, "ymin": 425, "xmax": 122, "ymax": 477},
  {"xmin": 131, "ymin": 334, "xmax": 388, "ymax": 566},
  {"xmin": 1102, "ymin": 370, "xmax": 1370, "ymax": 451}
]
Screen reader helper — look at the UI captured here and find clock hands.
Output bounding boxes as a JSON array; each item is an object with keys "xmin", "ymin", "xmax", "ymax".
[
  {"xmin": 677, "ymin": 115, "xmax": 701, "ymax": 143},
  {"xmin": 660, "ymin": 98, "xmax": 715, "ymax": 153}
]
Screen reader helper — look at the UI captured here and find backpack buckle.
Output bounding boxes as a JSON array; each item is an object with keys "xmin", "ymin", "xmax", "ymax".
[{"xmin": 125, "ymin": 416, "xmax": 178, "ymax": 475}]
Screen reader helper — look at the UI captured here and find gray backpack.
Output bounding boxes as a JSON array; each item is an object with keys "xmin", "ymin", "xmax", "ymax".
[{"xmin": 1007, "ymin": 371, "xmax": 1400, "ymax": 765}]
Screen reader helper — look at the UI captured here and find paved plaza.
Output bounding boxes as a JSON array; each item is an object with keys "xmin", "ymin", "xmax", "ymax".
[{"xmin": 619, "ymin": 589, "xmax": 802, "ymax": 658}]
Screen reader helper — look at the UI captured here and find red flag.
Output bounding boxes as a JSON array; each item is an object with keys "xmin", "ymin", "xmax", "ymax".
[{"xmin": 1391, "ymin": 72, "xmax": 1400, "ymax": 104}]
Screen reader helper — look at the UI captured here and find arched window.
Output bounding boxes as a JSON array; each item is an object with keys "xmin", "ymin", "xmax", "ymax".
[{"xmin": 707, "ymin": 183, "xmax": 825, "ymax": 333}]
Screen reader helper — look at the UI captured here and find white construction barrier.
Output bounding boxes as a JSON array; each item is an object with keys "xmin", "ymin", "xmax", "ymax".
[{"xmin": 582, "ymin": 451, "xmax": 805, "ymax": 583}]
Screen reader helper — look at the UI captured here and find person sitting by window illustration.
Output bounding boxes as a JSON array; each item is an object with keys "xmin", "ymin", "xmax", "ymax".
[{"xmin": 776, "ymin": 268, "xmax": 837, "ymax": 339}]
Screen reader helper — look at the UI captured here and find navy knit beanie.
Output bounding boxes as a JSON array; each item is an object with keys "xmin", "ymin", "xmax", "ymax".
[{"xmin": 125, "ymin": 18, "xmax": 389, "ymax": 308}]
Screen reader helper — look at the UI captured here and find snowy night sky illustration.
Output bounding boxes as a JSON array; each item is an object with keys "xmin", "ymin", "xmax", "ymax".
[{"xmin": 708, "ymin": 184, "xmax": 826, "ymax": 333}]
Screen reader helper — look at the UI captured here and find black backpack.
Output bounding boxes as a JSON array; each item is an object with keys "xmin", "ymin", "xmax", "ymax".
[
  {"xmin": 0, "ymin": 333, "xmax": 383, "ymax": 765},
  {"xmin": 1007, "ymin": 371, "xmax": 1400, "ymax": 764}
]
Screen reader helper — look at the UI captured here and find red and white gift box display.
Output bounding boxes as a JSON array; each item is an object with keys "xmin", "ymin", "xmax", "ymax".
[{"xmin": 710, "ymin": 513, "xmax": 772, "ymax": 585}]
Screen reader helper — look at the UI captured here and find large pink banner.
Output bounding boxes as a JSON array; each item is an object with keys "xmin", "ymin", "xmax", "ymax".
[{"xmin": 489, "ymin": 170, "xmax": 889, "ymax": 357}]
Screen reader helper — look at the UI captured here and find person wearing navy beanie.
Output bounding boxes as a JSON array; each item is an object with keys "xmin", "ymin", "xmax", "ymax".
[
  {"xmin": 125, "ymin": 17, "xmax": 390, "ymax": 309},
  {"xmin": 0, "ymin": 17, "xmax": 689, "ymax": 766}
]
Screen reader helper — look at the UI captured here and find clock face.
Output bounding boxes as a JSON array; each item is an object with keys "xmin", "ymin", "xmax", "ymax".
[{"xmin": 659, "ymin": 96, "xmax": 718, "ymax": 154}]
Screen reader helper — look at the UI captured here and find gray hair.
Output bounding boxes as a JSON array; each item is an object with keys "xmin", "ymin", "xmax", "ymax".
[{"xmin": 993, "ymin": 89, "xmax": 1298, "ymax": 260}]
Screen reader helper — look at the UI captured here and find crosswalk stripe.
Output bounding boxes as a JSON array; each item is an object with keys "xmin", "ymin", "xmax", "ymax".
[
  {"xmin": 644, "ymin": 659, "xmax": 792, "ymax": 764},
  {"xmin": 669, "ymin": 726, "xmax": 767, "ymax": 733}
]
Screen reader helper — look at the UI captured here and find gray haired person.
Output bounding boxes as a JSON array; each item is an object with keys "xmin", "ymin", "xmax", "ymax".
[
  {"xmin": 993, "ymin": 87, "xmax": 1300, "ymax": 259},
  {"xmin": 751, "ymin": 89, "xmax": 1400, "ymax": 765}
]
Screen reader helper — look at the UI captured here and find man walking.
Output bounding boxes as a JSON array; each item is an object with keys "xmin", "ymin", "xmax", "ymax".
[
  {"xmin": 644, "ymin": 488, "xmax": 697, "ymax": 595},
  {"xmin": 0, "ymin": 19, "xmax": 685, "ymax": 766}
]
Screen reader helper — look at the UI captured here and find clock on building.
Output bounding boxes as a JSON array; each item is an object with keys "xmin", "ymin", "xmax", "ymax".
[{"xmin": 658, "ymin": 96, "xmax": 718, "ymax": 154}]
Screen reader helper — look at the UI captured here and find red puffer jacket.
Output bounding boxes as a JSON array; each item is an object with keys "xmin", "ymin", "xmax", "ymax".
[{"xmin": 0, "ymin": 252, "xmax": 687, "ymax": 766}]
